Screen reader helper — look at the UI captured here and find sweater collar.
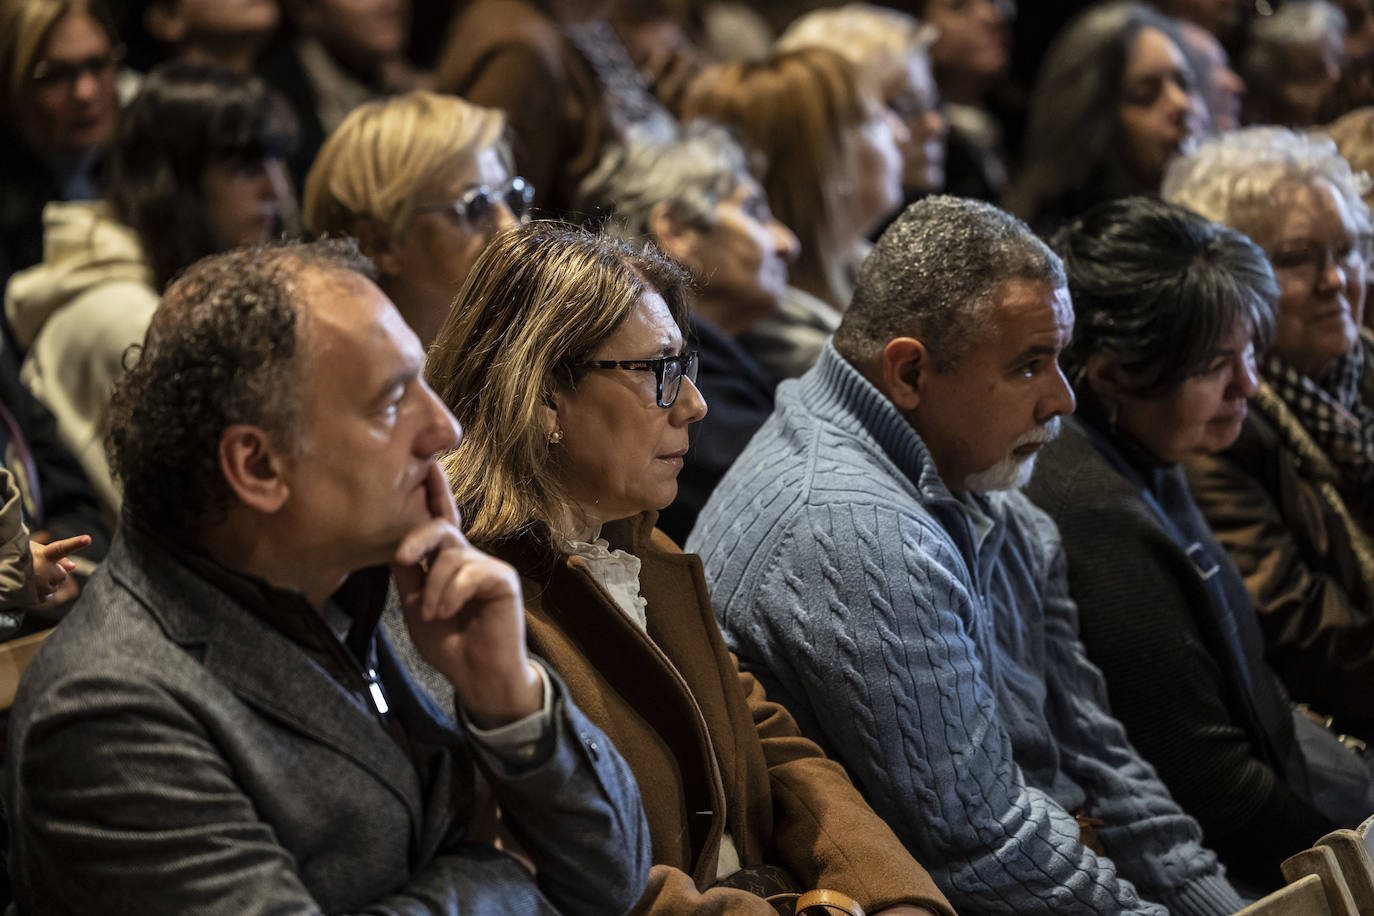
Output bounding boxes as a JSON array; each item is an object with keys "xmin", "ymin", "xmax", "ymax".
[{"xmin": 793, "ymin": 342, "xmax": 958, "ymax": 507}]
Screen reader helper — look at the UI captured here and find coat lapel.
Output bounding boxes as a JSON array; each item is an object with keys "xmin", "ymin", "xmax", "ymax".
[{"xmin": 110, "ymin": 528, "xmax": 425, "ymax": 832}]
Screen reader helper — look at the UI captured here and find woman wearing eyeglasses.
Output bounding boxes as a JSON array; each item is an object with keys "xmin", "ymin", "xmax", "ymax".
[
  {"xmin": 1165, "ymin": 127, "xmax": 1374, "ymax": 745},
  {"xmin": 304, "ymin": 91, "xmax": 533, "ymax": 349},
  {"xmin": 0, "ymin": 0, "xmax": 122, "ymax": 285},
  {"xmin": 415, "ymin": 223, "xmax": 952, "ymax": 916},
  {"xmin": 4, "ymin": 59, "xmax": 295, "ymax": 525}
]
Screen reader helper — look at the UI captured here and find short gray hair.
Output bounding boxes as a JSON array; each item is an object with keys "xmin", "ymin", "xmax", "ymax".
[
  {"xmin": 835, "ymin": 196, "xmax": 1066, "ymax": 372},
  {"xmin": 574, "ymin": 121, "xmax": 749, "ymax": 240},
  {"xmin": 1163, "ymin": 126, "xmax": 1372, "ymax": 248}
]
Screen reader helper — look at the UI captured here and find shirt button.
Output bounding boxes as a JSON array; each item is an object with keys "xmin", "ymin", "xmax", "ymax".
[{"xmin": 581, "ymin": 733, "xmax": 600, "ymax": 760}]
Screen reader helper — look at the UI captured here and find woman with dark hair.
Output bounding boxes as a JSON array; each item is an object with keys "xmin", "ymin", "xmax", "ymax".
[
  {"xmin": 1025, "ymin": 195, "xmax": 1373, "ymax": 894},
  {"xmin": 4, "ymin": 60, "xmax": 295, "ymax": 521},
  {"xmin": 1008, "ymin": 2, "xmax": 1204, "ymax": 234}
]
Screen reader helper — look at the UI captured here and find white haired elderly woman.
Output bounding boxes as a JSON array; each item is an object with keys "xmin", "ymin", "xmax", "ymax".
[
  {"xmin": 1165, "ymin": 126, "xmax": 1374, "ymax": 744},
  {"xmin": 777, "ymin": 3, "xmax": 948, "ymax": 202},
  {"xmin": 576, "ymin": 121, "xmax": 798, "ymax": 542}
]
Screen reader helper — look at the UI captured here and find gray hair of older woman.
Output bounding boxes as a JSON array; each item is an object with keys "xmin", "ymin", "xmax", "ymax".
[
  {"xmin": 1162, "ymin": 125, "xmax": 1372, "ymax": 249},
  {"xmin": 1051, "ymin": 195, "xmax": 1278, "ymax": 396},
  {"xmin": 776, "ymin": 2, "xmax": 934, "ymax": 99},
  {"xmin": 575, "ymin": 120, "xmax": 751, "ymax": 241}
]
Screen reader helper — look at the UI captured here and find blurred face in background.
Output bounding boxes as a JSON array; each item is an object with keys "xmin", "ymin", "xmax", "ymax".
[
  {"xmin": 842, "ymin": 105, "xmax": 907, "ymax": 240},
  {"xmin": 296, "ymin": 0, "xmax": 408, "ymax": 72},
  {"xmin": 885, "ymin": 50, "xmax": 947, "ymax": 192},
  {"xmin": 1338, "ymin": 0, "xmax": 1374, "ymax": 65},
  {"xmin": 201, "ymin": 154, "xmax": 292, "ymax": 249},
  {"xmin": 924, "ymin": 0, "xmax": 1013, "ymax": 101},
  {"xmin": 14, "ymin": 11, "xmax": 119, "ymax": 157},
  {"xmin": 1265, "ymin": 179, "xmax": 1367, "ymax": 379},
  {"xmin": 1179, "ymin": 20, "xmax": 1244, "ymax": 133},
  {"xmin": 1117, "ymin": 26, "xmax": 1205, "ymax": 190},
  {"xmin": 1154, "ymin": 0, "xmax": 1244, "ymax": 37}
]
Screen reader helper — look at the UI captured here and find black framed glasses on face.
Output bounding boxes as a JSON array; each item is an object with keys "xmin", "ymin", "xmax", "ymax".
[
  {"xmin": 575, "ymin": 350, "xmax": 700, "ymax": 408},
  {"xmin": 415, "ymin": 175, "xmax": 534, "ymax": 228},
  {"xmin": 30, "ymin": 44, "xmax": 124, "ymax": 94}
]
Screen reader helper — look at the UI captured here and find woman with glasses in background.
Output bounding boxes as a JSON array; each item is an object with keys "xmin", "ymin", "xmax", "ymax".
[
  {"xmin": 304, "ymin": 91, "xmax": 532, "ymax": 349},
  {"xmin": 0, "ymin": 0, "xmax": 123, "ymax": 286},
  {"xmin": 412, "ymin": 223, "xmax": 952, "ymax": 916},
  {"xmin": 1165, "ymin": 127, "xmax": 1374, "ymax": 747}
]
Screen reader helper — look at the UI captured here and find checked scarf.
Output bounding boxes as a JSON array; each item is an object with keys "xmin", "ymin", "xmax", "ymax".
[{"xmin": 1261, "ymin": 343, "xmax": 1374, "ymax": 485}]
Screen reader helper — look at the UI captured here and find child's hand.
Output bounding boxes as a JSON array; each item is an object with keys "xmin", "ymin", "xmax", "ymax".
[{"xmin": 33, "ymin": 535, "xmax": 91, "ymax": 607}]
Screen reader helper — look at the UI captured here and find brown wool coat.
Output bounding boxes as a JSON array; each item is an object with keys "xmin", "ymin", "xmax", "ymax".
[
  {"xmin": 432, "ymin": 0, "xmax": 611, "ymax": 216},
  {"xmin": 497, "ymin": 512, "xmax": 954, "ymax": 916},
  {"xmin": 1186, "ymin": 330, "xmax": 1374, "ymax": 740}
]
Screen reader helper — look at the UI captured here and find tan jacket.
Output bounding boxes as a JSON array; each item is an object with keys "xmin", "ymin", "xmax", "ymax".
[
  {"xmin": 498, "ymin": 513, "xmax": 954, "ymax": 915},
  {"xmin": 1186, "ymin": 329, "xmax": 1374, "ymax": 739}
]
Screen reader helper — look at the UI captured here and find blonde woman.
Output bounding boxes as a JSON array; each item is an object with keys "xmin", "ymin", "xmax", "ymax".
[
  {"xmin": 778, "ymin": 3, "xmax": 948, "ymax": 197},
  {"xmin": 681, "ymin": 47, "xmax": 907, "ymax": 380},
  {"xmin": 303, "ymin": 90, "xmax": 532, "ymax": 347},
  {"xmin": 422, "ymin": 223, "xmax": 952, "ymax": 916}
]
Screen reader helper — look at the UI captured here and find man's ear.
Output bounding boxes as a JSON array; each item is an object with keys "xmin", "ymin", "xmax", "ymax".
[
  {"xmin": 143, "ymin": 2, "xmax": 188, "ymax": 44},
  {"xmin": 219, "ymin": 425, "xmax": 290, "ymax": 514},
  {"xmin": 350, "ymin": 218, "xmax": 404, "ymax": 277},
  {"xmin": 646, "ymin": 202, "xmax": 698, "ymax": 267},
  {"xmin": 880, "ymin": 337, "xmax": 931, "ymax": 412}
]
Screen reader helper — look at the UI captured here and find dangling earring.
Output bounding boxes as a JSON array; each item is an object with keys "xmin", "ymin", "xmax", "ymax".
[
  {"xmin": 547, "ymin": 427, "xmax": 564, "ymax": 445},
  {"xmin": 1106, "ymin": 400, "xmax": 1119, "ymax": 432}
]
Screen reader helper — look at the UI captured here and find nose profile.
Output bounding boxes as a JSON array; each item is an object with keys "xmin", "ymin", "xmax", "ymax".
[
  {"xmin": 674, "ymin": 375, "xmax": 708, "ymax": 424},
  {"xmin": 773, "ymin": 219, "xmax": 800, "ymax": 261},
  {"xmin": 419, "ymin": 383, "xmax": 463, "ymax": 453},
  {"xmin": 1040, "ymin": 363, "xmax": 1077, "ymax": 422},
  {"xmin": 1230, "ymin": 350, "xmax": 1260, "ymax": 399}
]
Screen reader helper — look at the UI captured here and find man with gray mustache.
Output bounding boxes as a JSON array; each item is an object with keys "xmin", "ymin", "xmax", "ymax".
[{"xmin": 689, "ymin": 197, "xmax": 1244, "ymax": 916}]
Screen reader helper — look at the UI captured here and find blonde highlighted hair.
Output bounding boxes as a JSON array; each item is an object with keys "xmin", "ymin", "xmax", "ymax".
[
  {"xmin": 680, "ymin": 47, "xmax": 875, "ymax": 308},
  {"xmin": 0, "ymin": 0, "xmax": 116, "ymax": 113},
  {"xmin": 303, "ymin": 90, "xmax": 510, "ymax": 240},
  {"xmin": 777, "ymin": 3, "xmax": 933, "ymax": 101},
  {"xmin": 425, "ymin": 223, "xmax": 689, "ymax": 547}
]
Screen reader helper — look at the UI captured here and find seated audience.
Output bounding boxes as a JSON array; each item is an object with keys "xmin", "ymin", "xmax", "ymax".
[
  {"xmin": 576, "ymin": 121, "xmax": 798, "ymax": 542},
  {"xmin": 682, "ymin": 47, "xmax": 906, "ymax": 380},
  {"xmin": 691, "ymin": 196, "xmax": 1245, "ymax": 915},
  {"xmin": 6, "ymin": 239, "xmax": 649, "ymax": 913},
  {"xmin": 920, "ymin": 0, "xmax": 1014, "ymax": 203},
  {"xmin": 1027, "ymin": 196, "xmax": 1372, "ymax": 893},
  {"xmin": 1008, "ymin": 2, "xmax": 1204, "ymax": 235},
  {"xmin": 125, "ymin": 0, "xmax": 281, "ymax": 74},
  {"xmin": 1239, "ymin": 0, "xmax": 1344, "ymax": 128},
  {"xmin": 777, "ymin": 4, "xmax": 948, "ymax": 205},
  {"xmin": 1165, "ymin": 127, "xmax": 1374, "ymax": 743},
  {"xmin": 5, "ymin": 61, "xmax": 295, "ymax": 523},
  {"xmin": 421, "ymin": 224, "xmax": 953, "ymax": 916},
  {"xmin": 304, "ymin": 90, "xmax": 528, "ymax": 348},
  {"xmin": 433, "ymin": 0, "xmax": 676, "ymax": 215},
  {"xmin": 257, "ymin": 0, "xmax": 421, "ymax": 188},
  {"xmin": 0, "ymin": 466, "xmax": 88, "ymax": 626},
  {"xmin": 1178, "ymin": 19, "xmax": 1244, "ymax": 133},
  {"xmin": 0, "ymin": 0, "xmax": 121, "ymax": 286}
]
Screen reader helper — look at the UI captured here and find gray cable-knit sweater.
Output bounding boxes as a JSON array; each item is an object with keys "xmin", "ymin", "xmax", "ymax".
[{"xmin": 688, "ymin": 343, "xmax": 1244, "ymax": 916}]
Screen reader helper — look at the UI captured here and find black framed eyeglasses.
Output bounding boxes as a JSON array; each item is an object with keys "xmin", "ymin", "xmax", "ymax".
[
  {"xmin": 575, "ymin": 351, "xmax": 699, "ymax": 408},
  {"xmin": 415, "ymin": 176, "xmax": 534, "ymax": 227},
  {"xmin": 30, "ymin": 44, "xmax": 124, "ymax": 93}
]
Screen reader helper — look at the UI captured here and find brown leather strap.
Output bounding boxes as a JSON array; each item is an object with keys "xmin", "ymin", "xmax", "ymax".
[{"xmin": 775, "ymin": 889, "xmax": 865, "ymax": 916}]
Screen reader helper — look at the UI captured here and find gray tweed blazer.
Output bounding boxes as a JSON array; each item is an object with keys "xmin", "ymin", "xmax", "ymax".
[{"xmin": 5, "ymin": 525, "xmax": 649, "ymax": 915}]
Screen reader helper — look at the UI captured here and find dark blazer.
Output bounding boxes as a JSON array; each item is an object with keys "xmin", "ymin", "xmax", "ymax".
[
  {"xmin": 6, "ymin": 524, "xmax": 649, "ymax": 915},
  {"xmin": 1028, "ymin": 416, "xmax": 1336, "ymax": 890},
  {"xmin": 1187, "ymin": 329, "xmax": 1374, "ymax": 742}
]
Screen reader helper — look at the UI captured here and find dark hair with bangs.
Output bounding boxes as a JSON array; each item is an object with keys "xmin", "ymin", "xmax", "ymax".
[
  {"xmin": 106, "ymin": 60, "xmax": 297, "ymax": 290},
  {"xmin": 1052, "ymin": 195, "xmax": 1277, "ymax": 396}
]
